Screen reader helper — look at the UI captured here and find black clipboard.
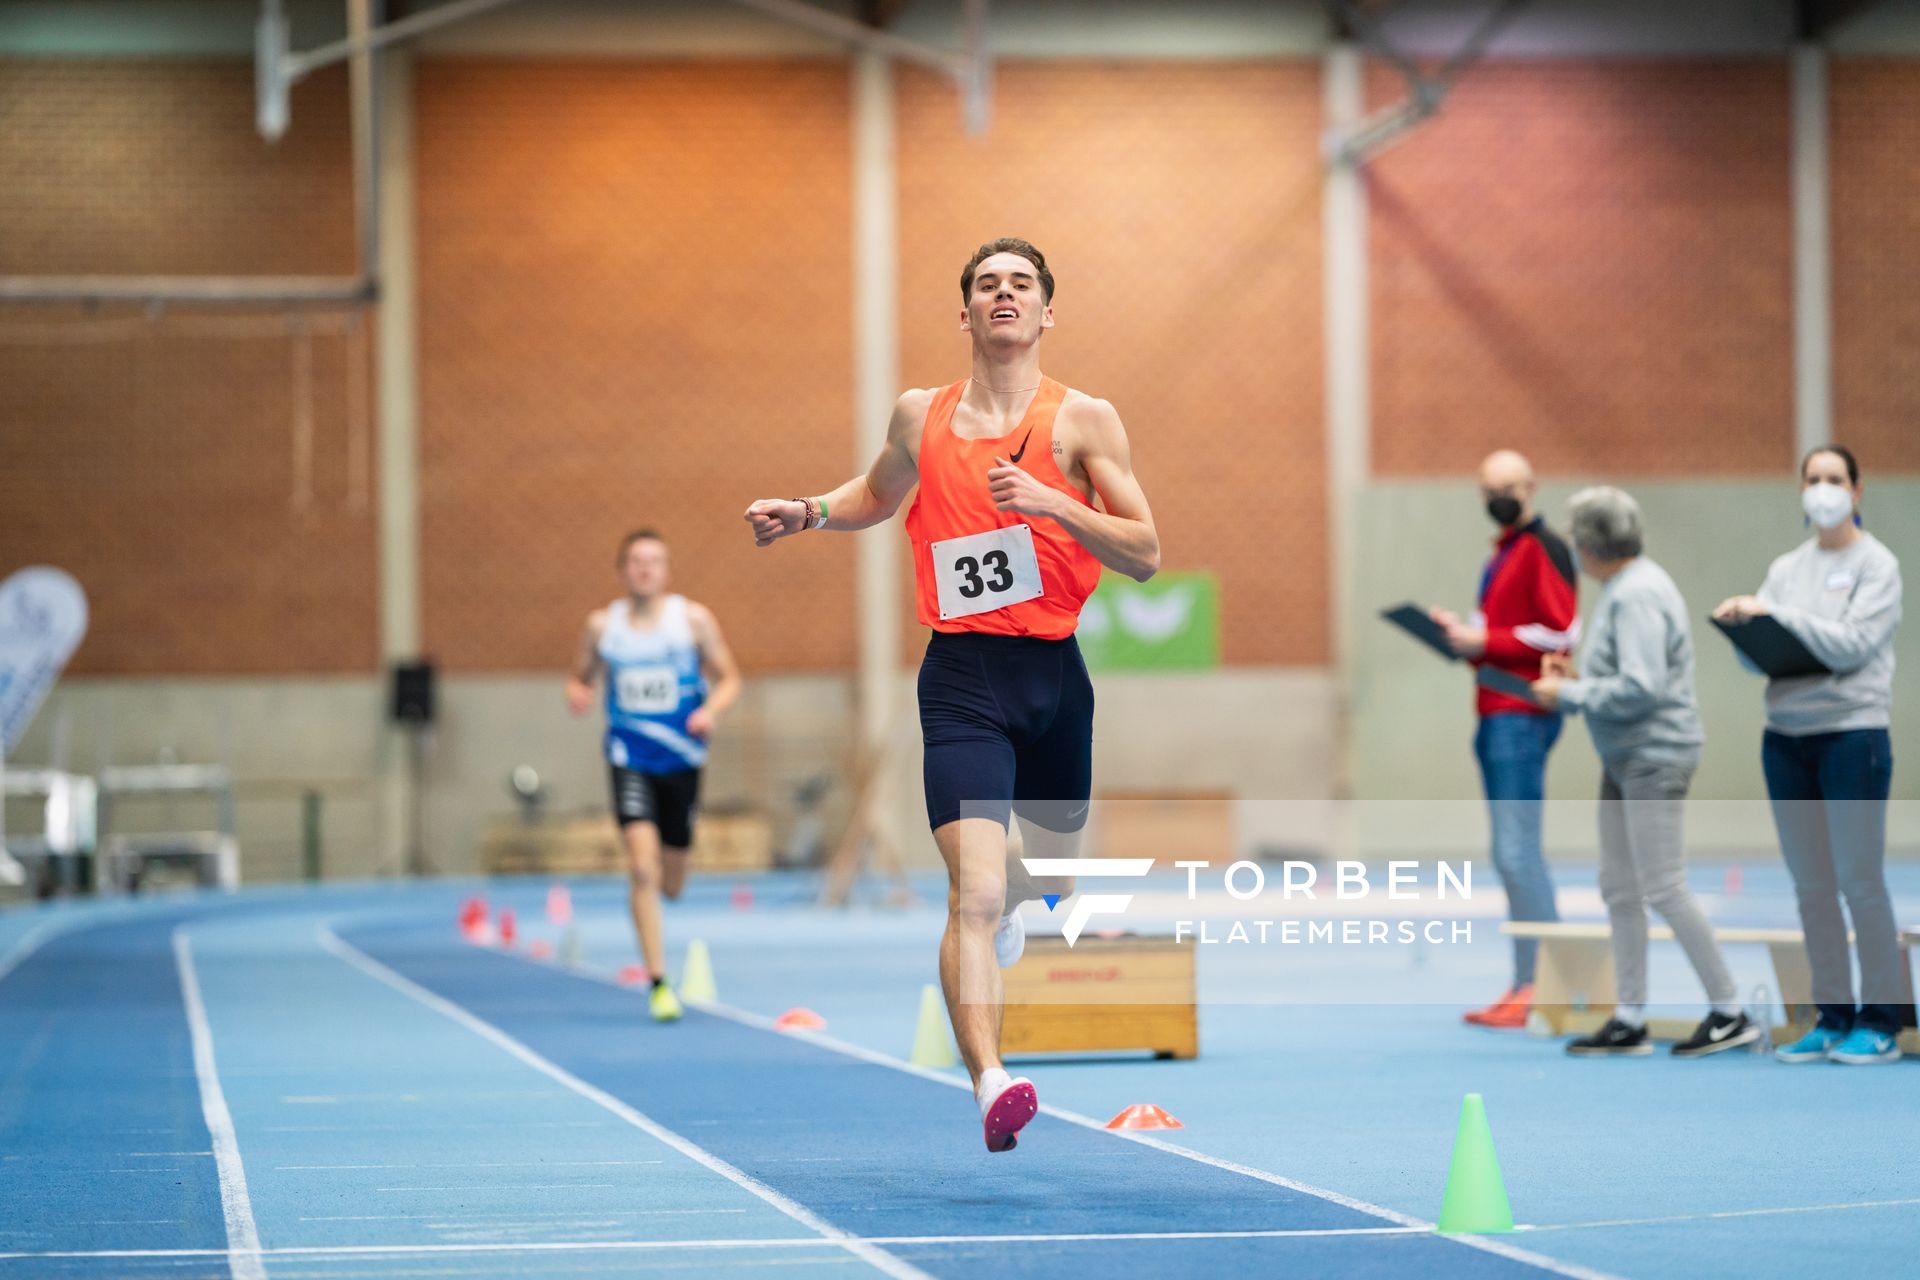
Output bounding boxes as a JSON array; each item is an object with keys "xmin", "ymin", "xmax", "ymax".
[
  {"xmin": 1475, "ymin": 665, "xmax": 1544, "ymax": 706},
  {"xmin": 1381, "ymin": 603, "xmax": 1459, "ymax": 663},
  {"xmin": 1710, "ymin": 615, "xmax": 1830, "ymax": 679}
]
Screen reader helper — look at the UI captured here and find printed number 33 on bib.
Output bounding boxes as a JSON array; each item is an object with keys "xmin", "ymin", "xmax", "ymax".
[{"xmin": 931, "ymin": 524, "xmax": 1044, "ymax": 621}]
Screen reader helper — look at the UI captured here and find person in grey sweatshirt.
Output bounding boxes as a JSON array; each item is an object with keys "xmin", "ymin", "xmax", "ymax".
[
  {"xmin": 1715, "ymin": 445, "xmax": 1904, "ymax": 1065},
  {"xmin": 1533, "ymin": 486, "xmax": 1755, "ymax": 1058}
]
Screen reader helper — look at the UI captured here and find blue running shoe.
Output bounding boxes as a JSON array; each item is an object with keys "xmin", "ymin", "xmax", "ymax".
[
  {"xmin": 1828, "ymin": 1027, "xmax": 1902, "ymax": 1065},
  {"xmin": 1775, "ymin": 1024, "xmax": 1846, "ymax": 1063}
]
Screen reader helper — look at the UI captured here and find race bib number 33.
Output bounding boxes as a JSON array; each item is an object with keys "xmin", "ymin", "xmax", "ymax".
[{"xmin": 931, "ymin": 524, "xmax": 1044, "ymax": 621}]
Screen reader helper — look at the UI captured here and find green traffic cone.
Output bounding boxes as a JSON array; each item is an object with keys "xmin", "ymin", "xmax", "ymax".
[
  {"xmin": 1437, "ymin": 1093, "xmax": 1514, "ymax": 1233},
  {"xmin": 680, "ymin": 939, "xmax": 718, "ymax": 1003},
  {"xmin": 909, "ymin": 983, "xmax": 957, "ymax": 1068}
]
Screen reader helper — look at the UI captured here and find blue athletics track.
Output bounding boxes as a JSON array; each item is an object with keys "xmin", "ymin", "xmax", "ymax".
[{"xmin": 3, "ymin": 867, "xmax": 1919, "ymax": 1279}]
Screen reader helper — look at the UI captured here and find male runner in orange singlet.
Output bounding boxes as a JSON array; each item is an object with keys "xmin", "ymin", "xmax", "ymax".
[{"xmin": 745, "ymin": 238, "xmax": 1159, "ymax": 1152}]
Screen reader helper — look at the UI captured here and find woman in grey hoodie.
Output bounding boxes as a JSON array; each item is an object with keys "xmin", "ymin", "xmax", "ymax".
[
  {"xmin": 1533, "ymin": 487, "xmax": 1754, "ymax": 1058},
  {"xmin": 1714, "ymin": 445, "xmax": 1904, "ymax": 1065}
]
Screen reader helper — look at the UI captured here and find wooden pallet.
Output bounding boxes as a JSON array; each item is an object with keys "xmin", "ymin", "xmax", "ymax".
[
  {"xmin": 480, "ymin": 813, "xmax": 774, "ymax": 876},
  {"xmin": 1001, "ymin": 935, "xmax": 1198, "ymax": 1060},
  {"xmin": 1094, "ymin": 790, "xmax": 1233, "ymax": 869},
  {"xmin": 1506, "ymin": 920, "xmax": 1920, "ymax": 1052}
]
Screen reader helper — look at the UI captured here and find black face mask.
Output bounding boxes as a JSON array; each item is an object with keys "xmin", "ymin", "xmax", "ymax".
[{"xmin": 1486, "ymin": 496, "xmax": 1524, "ymax": 527}]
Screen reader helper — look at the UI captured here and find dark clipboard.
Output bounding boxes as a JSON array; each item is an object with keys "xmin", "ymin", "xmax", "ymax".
[
  {"xmin": 1710, "ymin": 615, "xmax": 1831, "ymax": 679},
  {"xmin": 1381, "ymin": 603, "xmax": 1459, "ymax": 663},
  {"xmin": 1475, "ymin": 665, "xmax": 1544, "ymax": 706}
]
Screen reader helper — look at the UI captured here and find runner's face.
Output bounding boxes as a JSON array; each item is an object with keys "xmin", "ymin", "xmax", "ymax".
[
  {"xmin": 963, "ymin": 253, "xmax": 1053, "ymax": 347},
  {"xmin": 621, "ymin": 540, "xmax": 669, "ymax": 597}
]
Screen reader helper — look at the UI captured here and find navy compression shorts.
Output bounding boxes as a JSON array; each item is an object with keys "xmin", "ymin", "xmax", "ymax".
[{"xmin": 916, "ymin": 630, "xmax": 1093, "ymax": 833}]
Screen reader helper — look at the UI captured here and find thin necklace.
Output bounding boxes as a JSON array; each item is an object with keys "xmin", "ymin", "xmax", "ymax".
[{"xmin": 967, "ymin": 377, "xmax": 1040, "ymax": 396}]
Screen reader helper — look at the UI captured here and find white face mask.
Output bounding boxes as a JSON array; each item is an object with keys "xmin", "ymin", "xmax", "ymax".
[{"xmin": 1801, "ymin": 481, "xmax": 1855, "ymax": 531}]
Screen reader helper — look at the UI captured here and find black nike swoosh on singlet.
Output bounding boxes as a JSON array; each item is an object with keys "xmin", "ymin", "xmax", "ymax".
[{"xmin": 1009, "ymin": 427, "xmax": 1034, "ymax": 464}]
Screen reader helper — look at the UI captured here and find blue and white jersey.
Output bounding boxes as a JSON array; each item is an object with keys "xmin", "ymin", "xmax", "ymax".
[{"xmin": 599, "ymin": 594, "xmax": 708, "ymax": 773}]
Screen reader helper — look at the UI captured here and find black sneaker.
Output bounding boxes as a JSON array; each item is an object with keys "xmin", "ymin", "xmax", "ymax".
[
  {"xmin": 1567, "ymin": 1017, "xmax": 1652, "ymax": 1056},
  {"xmin": 1672, "ymin": 1011, "xmax": 1760, "ymax": 1058}
]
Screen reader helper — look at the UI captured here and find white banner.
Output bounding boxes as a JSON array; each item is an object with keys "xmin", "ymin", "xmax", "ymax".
[{"xmin": 0, "ymin": 567, "xmax": 89, "ymax": 755}]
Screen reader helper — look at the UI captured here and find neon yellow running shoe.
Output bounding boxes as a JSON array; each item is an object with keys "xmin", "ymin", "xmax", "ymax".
[{"xmin": 649, "ymin": 982, "xmax": 683, "ymax": 1023}]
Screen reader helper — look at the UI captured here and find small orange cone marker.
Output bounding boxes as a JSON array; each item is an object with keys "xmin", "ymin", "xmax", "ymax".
[{"xmin": 1105, "ymin": 1104, "xmax": 1183, "ymax": 1131}]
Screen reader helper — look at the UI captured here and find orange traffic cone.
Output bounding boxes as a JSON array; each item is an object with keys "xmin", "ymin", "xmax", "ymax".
[
  {"xmin": 547, "ymin": 883, "xmax": 573, "ymax": 926},
  {"xmin": 774, "ymin": 1007, "xmax": 827, "ymax": 1031},
  {"xmin": 498, "ymin": 909, "xmax": 517, "ymax": 948},
  {"xmin": 528, "ymin": 940, "xmax": 554, "ymax": 960},
  {"xmin": 1106, "ymin": 1104, "xmax": 1183, "ymax": 1131},
  {"xmin": 617, "ymin": 964, "xmax": 649, "ymax": 985}
]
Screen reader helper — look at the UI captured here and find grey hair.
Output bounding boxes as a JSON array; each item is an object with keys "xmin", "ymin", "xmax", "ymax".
[{"xmin": 1568, "ymin": 486, "xmax": 1643, "ymax": 561}]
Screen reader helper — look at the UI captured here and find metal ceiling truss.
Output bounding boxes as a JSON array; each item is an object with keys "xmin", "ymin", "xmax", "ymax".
[{"xmin": 1322, "ymin": 0, "xmax": 1532, "ymax": 167}]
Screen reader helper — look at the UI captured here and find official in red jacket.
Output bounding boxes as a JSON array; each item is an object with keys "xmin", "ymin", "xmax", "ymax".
[{"xmin": 1431, "ymin": 449, "xmax": 1579, "ymax": 1029}]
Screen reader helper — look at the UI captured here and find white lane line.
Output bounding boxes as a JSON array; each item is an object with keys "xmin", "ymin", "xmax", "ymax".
[
  {"xmin": 315, "ymin": 925, "xmax": 932, "ymax": 1280},
  {"xmin": 275, "ymin": 1160, "xmax": 664, "ymax": 1170},
  {"xmin": 0, "ymin": 918, "xmax": 64, "ymax": 985},
  {"xmin": 537, "ymin": 956, "xmax": 1618, "ymax": 1280},
  {"xmin": 299, "ymin": 1220, "xmax": 748, "ymax": 1228},
  {"xmin": 0, "ymin": 1225, "xmax": 1432, "ymax": 1261},
  {"xmin": 262, "ymin": 1120, "xmax": 607, "ymax": 1132},
  {"xmin": 172, "ymin": 928, "xmax": 267, "ymax": 1280},
  {"xmin": 12, "ymin": 1195, "xmax": 1919, "ymax": 1264},
  {"xmin": 1520, "ymin": 1197, "xmax": 1920, "ymax": 1233},
  {"xmin": 375, "ymin": 1183, "xmax": 618, "ymax": 1193}
]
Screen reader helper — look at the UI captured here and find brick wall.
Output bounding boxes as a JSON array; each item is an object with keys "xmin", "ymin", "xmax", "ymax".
[
  {"xmin": 1830, "ymin": 58, "xmax": 1920, "ymax": 474},
  {"xmin": 413, "ymin": 60, "xmax": 856, "ymax": 673},
  {"xmin": 0, "ymin": 60, "xmax": 375, "ymax": 674},
  {"xmin": 897, "ymin": 61, "xmax": 1328, "ymax": 665},
  {"xmin": 6, "ymin": 52, "xmax": 1914, "ymax": 680},
  {"xmin": 1368, "ymin": 60, "xmax": 1795, "ymax": 477}
]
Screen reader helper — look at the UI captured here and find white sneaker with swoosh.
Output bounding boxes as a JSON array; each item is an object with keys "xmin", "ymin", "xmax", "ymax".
[{"xmin": 994, "ymin": 909, "xmax": 1026, "ymax": 968}]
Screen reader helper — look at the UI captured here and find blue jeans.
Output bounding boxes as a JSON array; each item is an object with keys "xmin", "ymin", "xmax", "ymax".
[
  {"xmin": 1762, "ymin": 728, "xmax": 1907, "ymax": 1035},
  {"xmin": 1475, "ymin": 712, "xmax": 1563, "ymax": 987}
]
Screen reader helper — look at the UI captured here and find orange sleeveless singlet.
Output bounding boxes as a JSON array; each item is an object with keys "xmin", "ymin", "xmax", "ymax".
[{"xmin": 903, "ymin": 377, "xmax": 1103, "ymax": 639}]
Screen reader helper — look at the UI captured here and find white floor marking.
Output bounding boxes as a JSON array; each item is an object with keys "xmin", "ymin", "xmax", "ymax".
[
  {"xmin": 1521, "ymin": 1197, "xmax": 1920, "ymax": 1233},
  {"xmin": 0, "ymin": 1225, "xmax": 1440, "ymax": 1261},
  {"xmin": 315, "ymin": 925, "xmax": 932, "ymax": 1280},
  {"xmin": 274, "ymin": 1160, "xmax": 663, "ymax": 1170},
  {"xmin": 0, "ymin": 918, "xmax": 63, "ymax": 984},
  {"xmin": 297, "ymin": 1210, "xmax": 750, "ymax": 1222},
  {"xmin": 526, "ymin": 951, "xmax": 1621, "ymax": 1280},
  {"xmin": 173, "ymin": 928, "xmax": 267, "ymax": 1280}
]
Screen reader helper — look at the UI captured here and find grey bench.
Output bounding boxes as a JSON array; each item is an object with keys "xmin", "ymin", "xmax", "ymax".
[{"xmin": 1501, "ymin": 921, "xmax": 1920, "ymax": 1052}]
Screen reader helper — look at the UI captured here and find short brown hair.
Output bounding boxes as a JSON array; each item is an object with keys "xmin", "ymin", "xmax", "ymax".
[
  {"xmin": 616, "ymin": 528, "xmax": 665, "ymax": 565},
  {"xmin": 1800, "ymin": 444, "xmax": 1860, "ymax": 486},
  {"xmin": 961, "ymin": 238, "xmax": 1054, "ymax": 304}
]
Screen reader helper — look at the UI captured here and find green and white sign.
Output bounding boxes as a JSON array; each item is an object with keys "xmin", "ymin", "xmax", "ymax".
[{"xmin": 1076, "ymin": 571, "xmax": 1219, "ymax": 671}]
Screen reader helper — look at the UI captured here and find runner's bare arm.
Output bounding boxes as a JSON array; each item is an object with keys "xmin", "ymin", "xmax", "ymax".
[
  {"xmin": 685, "ymin": 603, "xmax": 742, "ymax": 737},
  {"xmin": 744, "ymin": 390, "xmax": 928, "ymax": 545},
  {"xmin": 987, "ymin": 396, "xmax": 1159, "ymax": 582},
  {"xmin": 565, "ymin": 610, "xmax": 608, "ymax": 715}
]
